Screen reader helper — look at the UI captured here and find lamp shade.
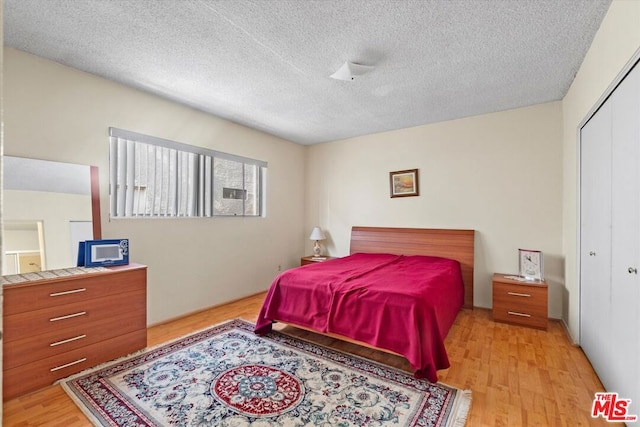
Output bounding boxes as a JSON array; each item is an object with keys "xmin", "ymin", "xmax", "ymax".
[{"xmin": 309, "ymin": 227, "xmax": 326, "ymax": 241}]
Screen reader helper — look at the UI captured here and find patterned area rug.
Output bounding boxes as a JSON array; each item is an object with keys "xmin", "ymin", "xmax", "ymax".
[{"xmin": 60, "ymin": 319, "xmax": 471, "ymax": 426}]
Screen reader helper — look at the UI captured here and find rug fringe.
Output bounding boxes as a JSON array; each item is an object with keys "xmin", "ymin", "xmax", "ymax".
[
  {"xmin": 448, "ymin": 388, "xmax": 472, "ymax": 427},
  {"xmin": 59, "ymin": 381, "xmax": 107, "ymax": 427}
]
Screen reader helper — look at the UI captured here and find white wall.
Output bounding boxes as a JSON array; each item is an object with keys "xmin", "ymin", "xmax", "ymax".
[
  {"xmin": 306, "ymin": 102, "xmax": 564, "ymax": 315},
  {"xmin": 3, "ymin": 47, "xmax": 306, "ymax": 325},
  {"xmin": 562, "ymin": 1, "xmax": 640, "ymax": 341}
]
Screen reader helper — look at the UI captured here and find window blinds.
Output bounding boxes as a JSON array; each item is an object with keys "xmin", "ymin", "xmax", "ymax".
[{"xmin": 109, "ymin": 128, "xmax": 266, "ymax": 218}]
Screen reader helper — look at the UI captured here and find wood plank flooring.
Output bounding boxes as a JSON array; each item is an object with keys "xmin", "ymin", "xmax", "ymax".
[{"xmin": 3, "ymin": 292, "xmax": 619, "ymax": 426}]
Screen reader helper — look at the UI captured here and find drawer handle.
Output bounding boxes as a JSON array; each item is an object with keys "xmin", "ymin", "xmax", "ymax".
[
  {"xmin": 49, "ymin": 288, "xmax": 87, "ymax": 297},
  {"xmin": 49, "ymin": 311, "xmax": 87, "ymax": 322},
  {"xmin": 507, "ymin": 292, "xmax": 531, "ymax": 297},
  {"xmin": 50, "ymin": 357, "xmax": 87, "ymax": 372},
  {"xmin": 50, "ymin": 334, "xmax": 87, "ymax": 347},
  {"xmin": 508, "ymin": 311, "xmax": 532, "ymax": 318}
]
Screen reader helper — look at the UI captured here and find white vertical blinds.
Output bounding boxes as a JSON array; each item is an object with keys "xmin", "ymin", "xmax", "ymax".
[{"xmin": 109, "ymin": 128, "xmax": 266, "ymax": 218}]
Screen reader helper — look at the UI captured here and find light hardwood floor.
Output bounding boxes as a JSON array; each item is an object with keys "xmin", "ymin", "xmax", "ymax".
[{"xmin": 3, "ymin": 292, "xmax": 620, "ymax": 426}]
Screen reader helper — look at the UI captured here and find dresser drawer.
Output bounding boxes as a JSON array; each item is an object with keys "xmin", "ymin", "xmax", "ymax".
[
  {"xmin": 3, "ymin": 329, "xmax": 147, "ymax": 401},
  {"xmin": 3, "ymin": 267, "xmax": 146, "ymax": 315},
  {"xmin": 493, "ymin": 279, "xmax": 548, "ymax": 330},
  {"xmin": 4, "ymin": 303, "xmax": 146, "ymax": 369},
  {"xmin": 3, "ymin": 287, "xmax": 146, "ymax": 342}
]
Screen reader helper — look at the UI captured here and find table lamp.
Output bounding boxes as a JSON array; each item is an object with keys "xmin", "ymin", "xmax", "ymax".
[{"xmin": 309, "ymin": 227, "xmax": 326, "ymax": 258}]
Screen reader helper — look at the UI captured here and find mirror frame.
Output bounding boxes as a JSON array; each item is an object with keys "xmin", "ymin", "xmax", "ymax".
[{"xmin": 90, "ymin": 165, "xmax": 102, "ymax": 240}]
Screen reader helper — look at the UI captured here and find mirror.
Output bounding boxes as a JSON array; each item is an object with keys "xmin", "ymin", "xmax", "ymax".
[{"xmin": 3, "ymin": 156, "xmax": 101, "ymax": 275}]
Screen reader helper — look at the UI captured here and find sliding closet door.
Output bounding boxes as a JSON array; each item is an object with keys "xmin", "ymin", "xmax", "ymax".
[
  {"xmin": 580, "ymin": 100, "xmax": 613, "ymax": 389},
  {"xmin": 581, "ymin": 60, "xmax": 640, "ymax": 403},
  {"xmin": 609, "ymin": 62, "xmax": 640, "ymax": 405}
]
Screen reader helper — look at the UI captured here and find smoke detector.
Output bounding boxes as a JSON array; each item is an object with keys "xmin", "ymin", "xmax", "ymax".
[{"xmin": 330, "ymin": 61, "xmax": 374, "ymax": 81}]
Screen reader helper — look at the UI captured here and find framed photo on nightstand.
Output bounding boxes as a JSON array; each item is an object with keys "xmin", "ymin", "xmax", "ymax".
[{"xmin": 518, "ymin": 249, "xmax": 543, "ymax": 281}]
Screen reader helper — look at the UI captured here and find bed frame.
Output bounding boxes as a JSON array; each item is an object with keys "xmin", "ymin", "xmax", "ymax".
[{"xmin": 350, "ymin": 226, "xmax": 475, "ymax": 308}]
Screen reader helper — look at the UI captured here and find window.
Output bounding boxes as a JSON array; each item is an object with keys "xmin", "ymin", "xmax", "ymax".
[{"xmin": 109, "ymin": 128, "xmax": 267, "ymax": 218}]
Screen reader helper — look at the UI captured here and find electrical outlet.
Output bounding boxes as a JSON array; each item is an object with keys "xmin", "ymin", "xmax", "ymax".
[{"xmin": 277, "ymin": 264, "xmax": 281, "ymax": 271}]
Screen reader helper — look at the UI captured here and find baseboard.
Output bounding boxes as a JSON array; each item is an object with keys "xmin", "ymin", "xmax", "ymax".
[
  {"xmin": 147, "ymin": 290, "xmax": 267, "ymax": 328},
  {"xmin": 558, "ymin": 318, "xmax": 579, "ymax": 346},
  {"xmin": 478, "ymin": 306, "xmax": 580, "ymax": 346}
]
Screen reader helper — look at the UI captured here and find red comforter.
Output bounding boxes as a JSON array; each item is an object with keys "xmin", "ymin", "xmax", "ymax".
[{"xmin": 254, "ymin": 252, "xmax": 464, "ymax": 382}]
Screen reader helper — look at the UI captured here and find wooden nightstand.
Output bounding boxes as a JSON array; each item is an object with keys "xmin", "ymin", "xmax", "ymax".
[
  {"xmin": 492, "ymin": 273, "xmax": 548, "ymax": 330},
  {"xmin": 300, "ymin": 256, "xmax": 336, "ymax": 266}
]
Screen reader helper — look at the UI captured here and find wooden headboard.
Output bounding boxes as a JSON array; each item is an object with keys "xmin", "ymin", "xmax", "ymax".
[{"xmin": 349, "ymin": 226, "xmax": 475, "ymax": 308}]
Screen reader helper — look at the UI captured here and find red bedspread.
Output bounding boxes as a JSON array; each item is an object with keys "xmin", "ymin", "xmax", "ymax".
[{"xmin": 254, "ymin": 252, "xmax": 464, "ymax": 382}]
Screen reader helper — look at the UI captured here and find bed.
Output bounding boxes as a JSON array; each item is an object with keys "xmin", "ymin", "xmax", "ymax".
[{"xmin": 254, "ymin": 226, "xmax": 475, "ymax": 382}]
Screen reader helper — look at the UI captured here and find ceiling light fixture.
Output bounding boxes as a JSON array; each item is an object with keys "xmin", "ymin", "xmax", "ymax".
[{"xmin": 330, "ymin": 61, "xmax": 374, "ymax": 81}]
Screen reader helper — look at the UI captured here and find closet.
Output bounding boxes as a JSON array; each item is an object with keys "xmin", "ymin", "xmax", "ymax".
[{"xmin": 580, "ymin": 59, "xmax": 639, "ymax": 406}]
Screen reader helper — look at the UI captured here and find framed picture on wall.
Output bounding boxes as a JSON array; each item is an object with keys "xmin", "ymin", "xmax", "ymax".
[{"xmin": 390, "ymin": 169, "xmax": 419, "ymax": 198}]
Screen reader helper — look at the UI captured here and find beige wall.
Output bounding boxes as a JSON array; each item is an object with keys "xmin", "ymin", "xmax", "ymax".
[
  {"xmin": 562, "ymin": 1, "xmax": 640, "ymax": 341},
  {"xmin": 306, "ymin": 102, "xmax": 564, "ymax": 315},
  {"xmin": 4, "ymin": 190, "xmax": 92, "ymax": 270},
  {"xmin": 3, "ymin": 47, "xmax": 306, "ymax": 325}
]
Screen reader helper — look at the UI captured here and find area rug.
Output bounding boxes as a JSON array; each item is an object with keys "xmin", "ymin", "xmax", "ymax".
[{"xmin": 60, "ymin": 319, "xmax": 471, "ymax": 426}]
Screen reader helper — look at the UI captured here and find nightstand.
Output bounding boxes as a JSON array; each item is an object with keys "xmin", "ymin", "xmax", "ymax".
[
  {"xmin": 492, "ymin": 273, "xmax": 548, "ymax": 330},
  {"xmin": 300, "ymin": 256, "xmax": 336, "ymax": 266}
]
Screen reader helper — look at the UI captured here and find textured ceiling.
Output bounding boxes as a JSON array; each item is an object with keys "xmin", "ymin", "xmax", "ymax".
[{"xmin": 4, "ymin": 0, "xmax": 611, "ymax": 145}]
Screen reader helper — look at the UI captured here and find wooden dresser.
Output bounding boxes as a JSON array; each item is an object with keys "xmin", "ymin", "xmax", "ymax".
[
  {"xmin": 2, "ymin": 263, "xmax": 147, "ymax": 400},
  {"xmin": 492, "ymin": 273, "xmax": 548, "ymax": 330}
]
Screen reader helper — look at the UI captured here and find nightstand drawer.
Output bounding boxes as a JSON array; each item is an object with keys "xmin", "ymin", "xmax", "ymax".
[
  {"xmin": 493, "ymin": 282, "xmax": 547, "ymax": 310},
  {"xmin": 492, "ymin": 274, "xmax": 548, "ymax": 330},
  {"xmin": 492, "ymin": 304, "xmax": 548, "ymax": 329}
]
